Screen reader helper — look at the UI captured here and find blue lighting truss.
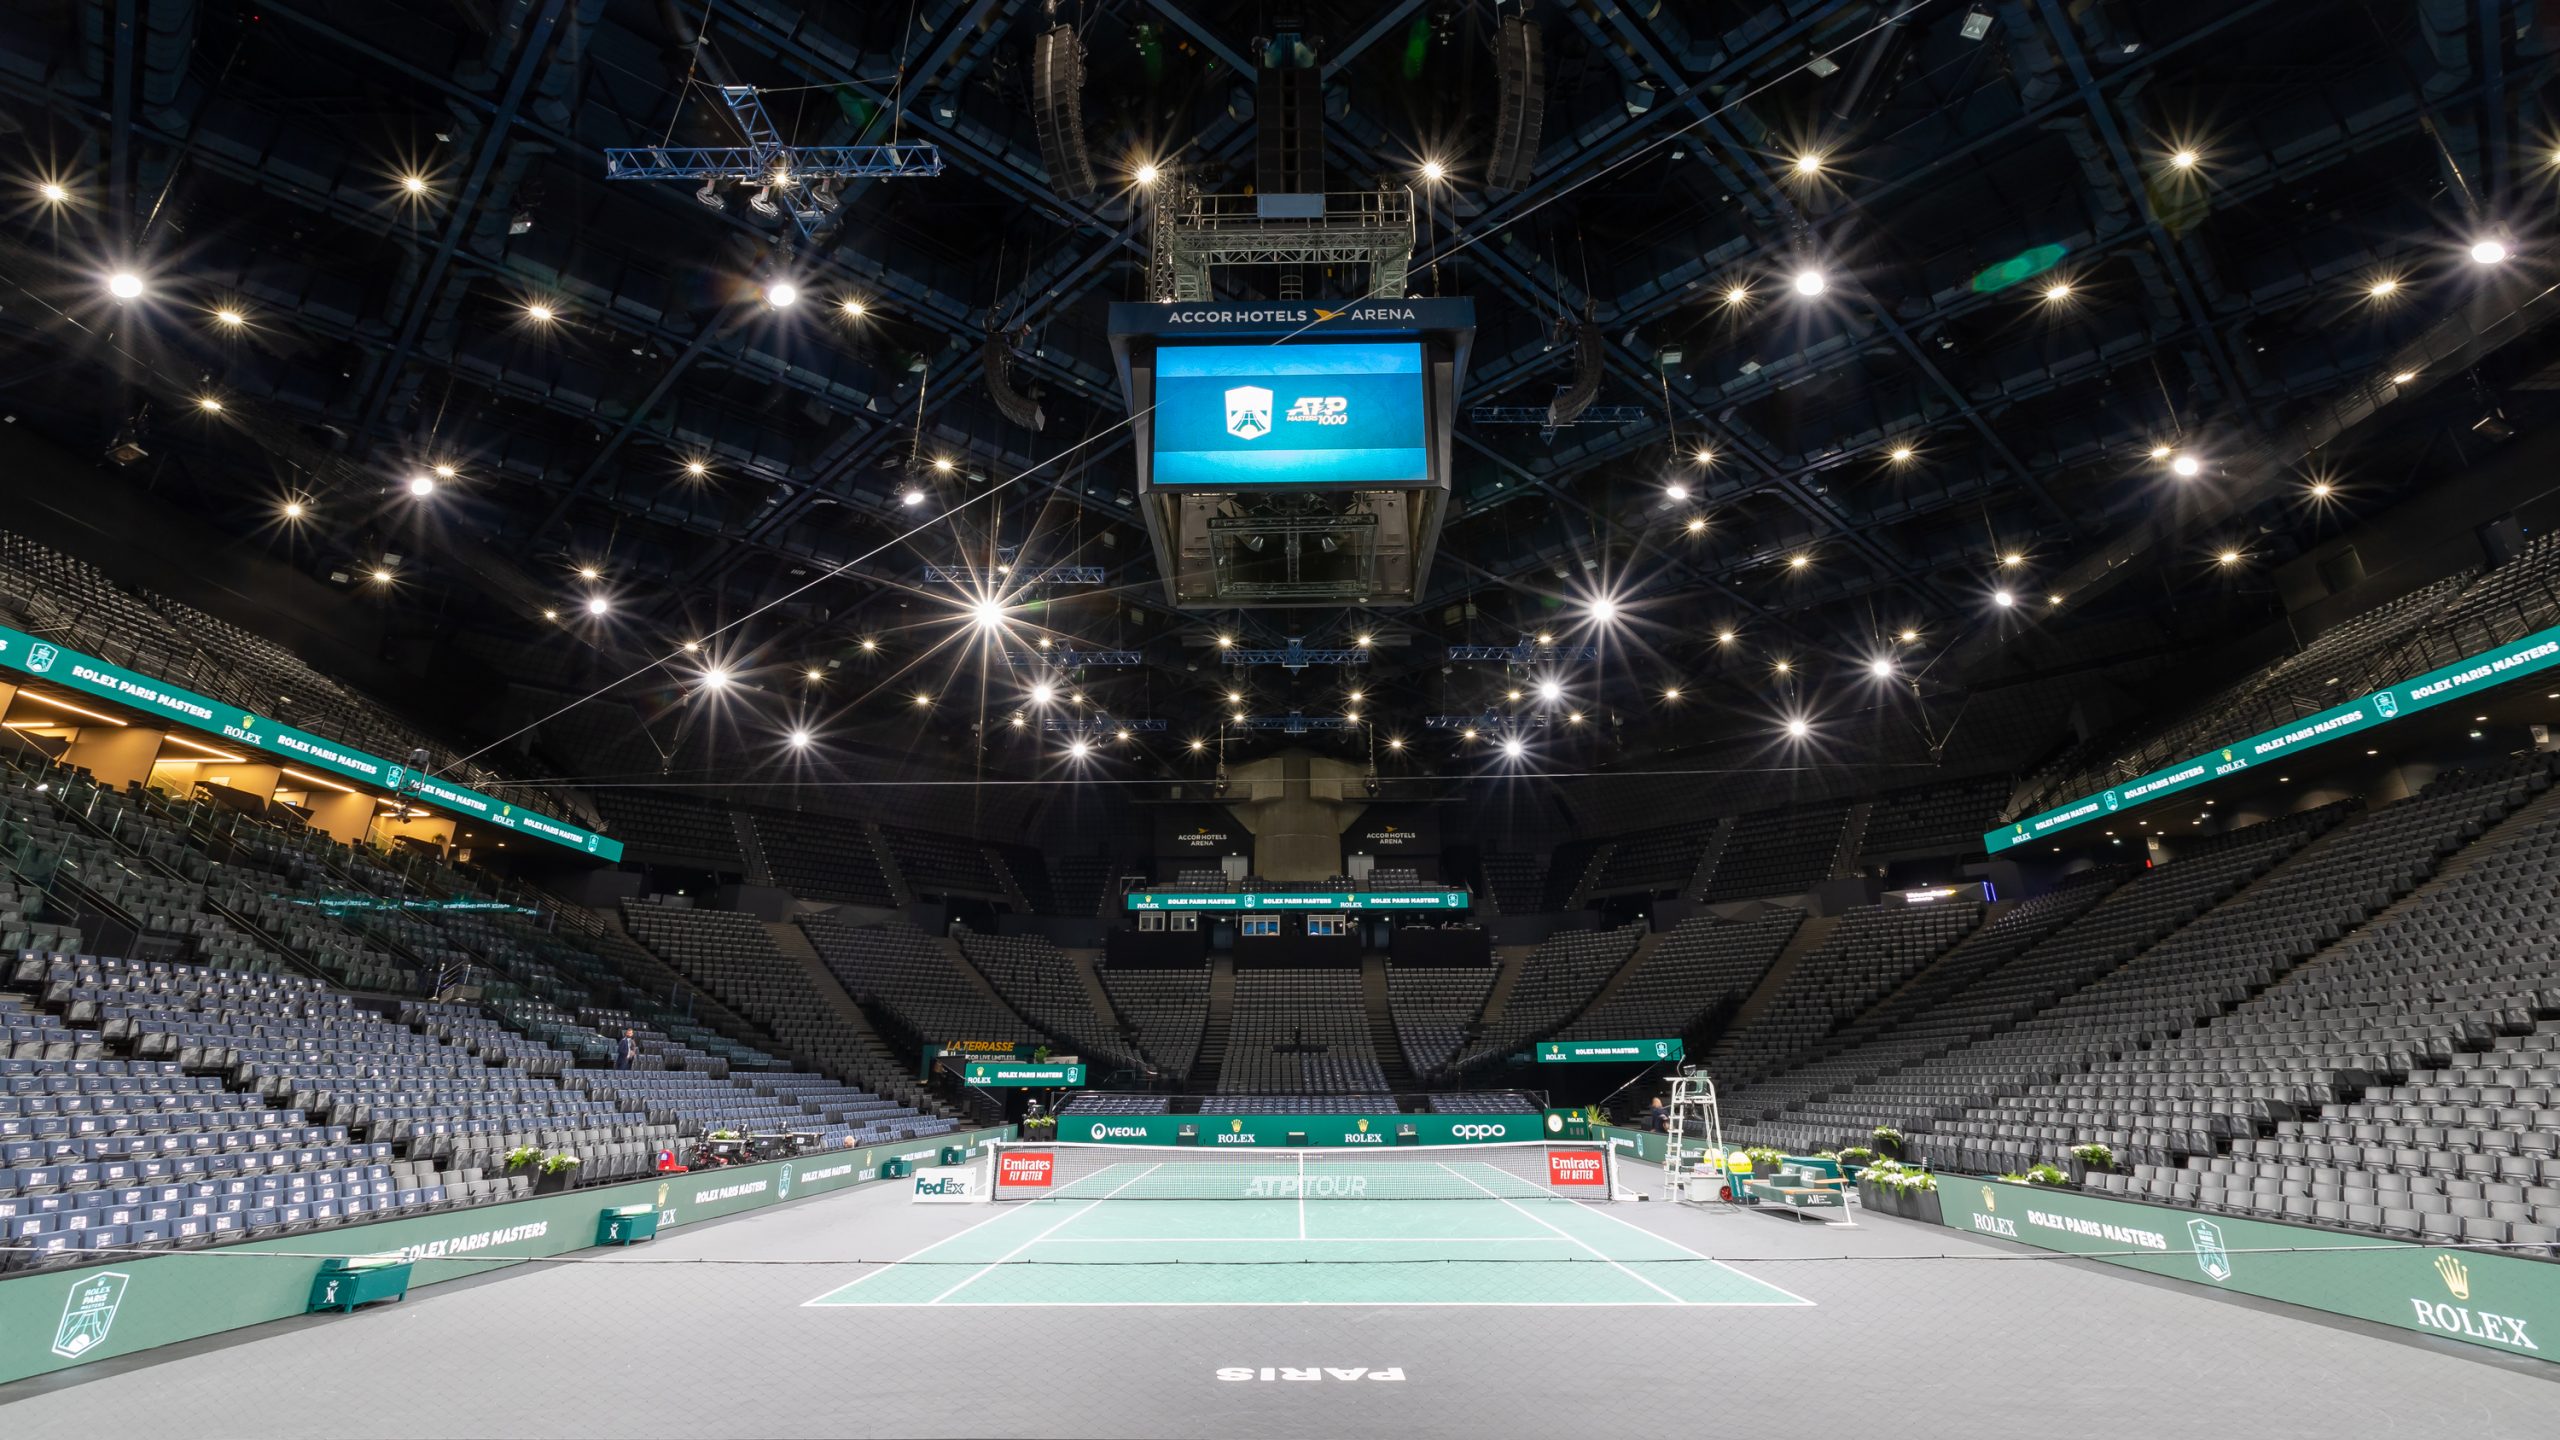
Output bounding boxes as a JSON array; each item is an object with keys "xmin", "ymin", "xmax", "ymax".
[
  {"xmin": 1001, "ymin": 648, "xmax": 1146, "ymax": 667},
  {"xmin": 603, "ymin": 86, "xmax": 944, "ymax": 239},
  {"xmin": 1446, "ymin": 641, "xmax": 1601, "ymax": 663},
  {"xmin": 1222, "ymin": 637, "xmax": 1371, "ymax": 671},
  {"xmin": 1467, "ymin": 405, "xmax": 1651, "ymax": 427},
  {"xmin": 1424, "ymin": 712, "xmax": 1555, "ymax": 730},
  {"xmin": 924, "ymin": 564, "xmax": 1107, "ymax": 585},
  {"xmin": 1043, "ymin": 716, "xmax": 1168, "ymax": 734},
  {"xmin": 1233, "ymin": 712, "xmax": 1362, "ymax": 734}
]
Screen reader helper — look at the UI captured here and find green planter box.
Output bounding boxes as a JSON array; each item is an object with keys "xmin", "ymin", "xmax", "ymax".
[
  {"xmin": 308, "ymin": 1257, "xmax": 412, "ymax": 1314},
  {"xmin": 596, "ymin": 1205, "xmax": 660, "ymax": 1246}
]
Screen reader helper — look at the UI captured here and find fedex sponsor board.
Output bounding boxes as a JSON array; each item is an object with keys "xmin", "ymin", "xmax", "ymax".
[
  {"xmin": 1987, "ymin": 623, "xmax": 2560, "ymax": 853},
  {"xmin": 1946, "ymin": 1177, "xmax": 2552, "ymax": 1361},
  {"xmin": 911, "ymin": 1166, "xmax": 981, "ymax": 1203},
  {"xmin": 0, "ymin": 622, "xmax": 620, "ymax": 861}
]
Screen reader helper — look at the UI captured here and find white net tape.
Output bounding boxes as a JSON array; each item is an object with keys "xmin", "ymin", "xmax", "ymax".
[{"xmin": 986, "ymin": 1141, "xmax": 1617, "ymax": 1201}]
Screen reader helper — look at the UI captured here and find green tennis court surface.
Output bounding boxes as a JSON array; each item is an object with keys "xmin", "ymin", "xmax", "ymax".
[{"xmin": 806, "ymin": 1160, "xmax": 1811, "ymax": 1308}]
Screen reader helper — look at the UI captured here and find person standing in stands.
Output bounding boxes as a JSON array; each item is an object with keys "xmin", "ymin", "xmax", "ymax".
[{"xmin": 616, "ymin": 1028, "xmax": 638, "ymax": 1070}]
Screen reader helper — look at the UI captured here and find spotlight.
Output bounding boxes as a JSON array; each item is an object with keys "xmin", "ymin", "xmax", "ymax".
[
  {"xmin": 1772, "ymin": 659, "xmax": 1792, "ymax": 674},
  {"xmin": 1461, "ymin": 729, "xmax": 1478, "ymax": 741},
  {"xmin": 1354, "ymin": 634, "xmax": 1373, "ymax": 647},
  {"xmin": 2310, "ymin": 481, "xmax": 2334, "ymax": 499},
  {"xmin": 1346, "ymin": 709, "xmax": 1362, "ymax": 723},
  {"xmin": 1993, "ymin": 590, "xmax": 2015, "ymax": 608},
  {"xmin": 684, "ymin": 459, "xmax": 710, "ymax": 479},
  {"xmin": 37, "ymin": 181, "xmax": 69, "ymax": 204},
  {"xmin": 1117, "ymin": 728, "xmax": 1132, "ymax": 742},
  {"xmin": 1564, "ymin": 711, "xmax": 1580, "ymax": 724},
  {"xmin": 2171, "ymin": 454, "xmax": 2202, "ymax": 478},
  {"xmin": 433, "ymin": 463, "xmax": 458, "ymax": 480},
  {"xmin": 1231, "ymin": 710, "xmax": 1246, "ymax": 722},
  {"xmin": 1663, "ymin": 687, "xmax": 1682, "ymax": 702},
  {"xmin": 805, "ymin": 669, "xmax": 824, "ymax": 682},
  {"xmin": 931, "ymin": 456, "xmax": 955, "ymax": 474},
  {"xmin": 1588, "ymin": 597, "xmax": 1619, "ymax": 623},
  {"xmin": 2042, "ymin": 281, "xmax": 2072, "ymax": 302},
  {"xmin": 1665, "ymin": 483, "xmax": 1689, "ymax": 501},
  {"xmin": 1133, "ymin": 162, "xmax": 1161, "ymax": 187},
  {"xmin": 2217, "ymin": 549, "xmax": 2242, "ymax": 567},
  {"xmin": 915, "ymin": 692, "xmax": 933, "ymax": 707},
  {"xmin": 902, "ymin": 488, "xmax": 927, "ymax": 507},
  {"xmin": 2390, "ymin": 370, "xmax": 2417, "ymax": 385},
  {"xmin": 282, "ymin": 500, "xmax": 306, "ymax": 520},
  {"xmin": 371, "ymin": 568, "xmax": 395, "ymax": 584},
  {"xmin": 1792, "ymin": 153, "xmax": 1823, "ymax": 176},
  {"xmin": 1791, "ymin": 268, "xmax": 1827, "ymax": 297},
  {"xmin": 543, "ymin": 609, "xmax": 557, "ymax": 621},
  {"xmin": 586, "ymin": 596, "xmax": 610, "ymax": 616},
  {"xmin": 1506, "ymin": 689, "xmax": 1522, "ymax": 702},
  {"xmin": 787, "ymin": 728, "xmax": 812, "ymax": 748},
  {"xmin": 1897, "ymin": 628, "xmax": 1917, "ymax": 642},
  {"xmin": 1536, "ymin": 632, "xmax": 1553, "ymax": 644},
  {"xmin": 1217, "ymin": 634, "xmax": 1234, "ymax": 649},
  {"xmin": 1068, "ymin": 739, "xmax": 1091, "ymax": 759},
  {"xmin": 1785, "ymin": 717, "xmax": 1810, "ymax": 738},
  {"xmin": 1190, "ymin": 738, "xmax": 1205, "ymax": 751},
  {"xmin": 1685, "ymin": 517, "xmax": 1708, "ymax": 534},
  {"xmin": 1419, "ymin": 159, "xmax": 1446, "ymax": 183},
  {"xmin": 1226, "ymin": 689, "xmax": 1244, "ymax": 704},
  {"xmin": 1722, "ymin": 285, "xmax": 1750, "ymax": 307},
  {"xmin": 407, "ymin": 475, "xmax": 436, "ymax": 498},
  {"xmin": 764, "ymin": 281, "xmax": 800, "ymax": 309},
  {"xmin": 1537, "ymin": 680, "xmax": 1562, "ymax": 702},
  {"xmin": 1031, "ymin": 683, "xmax": 1055, "ymax": 705},
  {"xmin": 971, "ymin": 598, "xmax": 1007, "ymax": 630},
  {"xmin": 2148, "ymin": 444, "xmax": 2172, "ymax": 459},
  {"xmin": 1869, "ymin": 657, "xmax": 1894, "ymax": 677},
  {"xmin": 213, "ymin": 307, "xmax": 246, "ymax": 328},
  {"xmin": 1716, "ymin": 630, "xmax": 1736, "ymax": 644},
  {"xmin": 196, "ymin": 396, "xmax": 223, "ymax": 414},
  {"xmin": 524, "ymin": 302, "xmax": 556, "ymax": 324},
  {"xmin": 107, "ymin": 271, "xmax": 143, "ymax": 300},
  {"xmin": 2000, "ymin": 553, "xmax": 2022, "ymax": 568},
  {"xmin": 1888, "ymin": 445, "xmax": 1914, "ymax": 463},
  {"xmin": 399, "ymin": 174, "xmax": 428, "ymax": 195},
  {"xmin": 2169, "ymin": 148, "xmax": 2199, "ymax": 170},
  {"xmin": 2470, "ymin": 238, "xmax": 2510, "ymax": 266},
  {"xmin": 1693, "ymin": 446, "xmax": 1716, "ymax": 465},
  {"xmin": 838, "ymin": 297, "xmax": 867, "ymax": 318},
  {"xmin": 1387, "ymin": 737, "xmax": 1404, "ymax": 751},
  {"xmin": 1502, "ymin": 737, "xmax": 1526, "ymax": 759},
  {"xmin": 2367, "ymin": 278, "xmax": 2399, "ymax": 298},
  {"xmin": 860, "ymin": 638, "xmax": 878, "ymax": 652},
  {"xmin": 578, "ymin": 566, "xmax": 601, "ymax": 581},
  {"xmin": 1788, "ymin": 554, "xmax": 1809, "ymax": 569},
  {"xmin": 1347, "ymin": 689, "xmax": 1365, "ymax": 704}
]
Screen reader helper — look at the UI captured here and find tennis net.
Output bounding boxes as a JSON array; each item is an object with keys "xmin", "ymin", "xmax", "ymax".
[{"xmin": 986, "ymin": 1141, "xmax": 1619, "ymax": 1201}]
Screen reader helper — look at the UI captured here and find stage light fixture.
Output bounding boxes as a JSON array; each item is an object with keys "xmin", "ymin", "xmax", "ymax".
[
  {"xmin": 433, "ymin": 463, "xmax": 458, "ymax": 480},
  {"xmin": 1418, "ymin": 159, "xmax": 1446, "ymax": 183},
  {"xmin": 684, "ymin": 459, "xmax": 709, "ymax": 478},
  {"xmin": 1031, "ymin": 684, "xmax": 1055, "ymax": 705},
  {"xmin": 1789, "ymin": 554, "xmax": 1810, "ymax": 569},
  {"xmin": 407, "ymin": 475, "xmax": 436, "ymax": 498},
  {"xmin": 839, "ymin": 297, "xmax": 867, "ymax": 318},
  {"xmin": 971, "ymin": 598, "xmax": 1008, "ymax": 630},
  {"xmin": 2367, "ymin": 278, "xmax": 2399, "ymax": 298},
  {"xmin": 213, "ymin": 307, "xmax": 245, "ymax": 328},
  {"xmin": 196, "ymin": 396, "xmax": 223, "ymax": 414},
  {"xmin": 804, "ymin": 669, "xmax": 824, "ymax": 683},
  {"xmin": 1993, "ymin": 590, "xmax": 2015, "ymax": 607},
  {"xmin": 524, "ymin": 302, "xmax": 556, "ymax": 323},
  {"xmin": 370, "ymin": 568, "xmax": 394, "ymax": 584},
  {"xmin": 1716, "ymin": 629, "xmax": 1736, "ymax": 644},
  {"xmin": 1785, "ymin": 717, "xmax": 1810, "ymax": 738},
  {"xmin": 1772, "ymin": 659, "xmax": 1791, "ymax": 674},
  {"xmin": 37, "ymin": 181, "xmax": 69, "ymax": 204},
  {"xmin": 1537, "ymin": 680, "xmax": 1562, "ymax": 702},
  {"xmin": 1791, "ymin": 268, "xmax": 1827, "ymax": 297},
  {"xmin": 578, "ymin": 566, "xmax": 601, "ymax": 580},
  {"xmin": 1685, "ymin": 517, "xmax": 1707, "ymax": 534},
  {"xmin": 2000, "ymin": 553, "xmax": 2022, "ymax": 568},
  {"xmin": 1888, "ymin": 445, "xmax": 1914, "ymax": 463},
  {"xmin": 902, "ymin": 488, "xmax": 927, "ymax": 507},
  {"xmin": 1069, "ymin": 739, "xmax": 1091, "ymax": 759},
  {"xmin": 1898, "ymin": 628, "xmax": 1918, "ymax": 642},
  {"xmin": 586, "ymin": 596, "xmax": 610, "ymax": 616},
  {"xmin": 1501, "ymin": 737, "xmax": 1526, "ymax": 759},
  {"xmin": 1663, "ymin": 687, "xmax": 1682, "ymax": 701},
  {"xmin": 107, "ymin": 271, "xmax": 143, "ymax": 300},
  {"xmin": 2218, "ymin": 549, "xmax": 2242, "ymax": 567},
  {"xmin": 2148, "ymin": 444, "xmax": 2171, "ymax": 459},
  {"xmin": 2310, "ymin": 481, "xmax": 2334, "ymax": 499},
  {"xmin": 2470, "ymin": 238, "xmax": 2510, "ymax": 265},
  {"xmin": 787, "ymin": 729, "xmax": 812, "ymax": 748},
  {"xmin": 915, "ymin": 692, "xmax": 933, "ymax": 707},
  {"xmin": 1133, "ymin": 162, "xmax": 1161, "ymax": 187},
  {"xmin": 1505, "ymin": 689, "xmax": 1522, "ymax": 702},
  {"xmin": 1792, "ymin": 152, "xmax": 1824, "ymax": 176},
  {"xmin": 1869, "ymin": 657, "xmax": 1894, "ymax": 677},
  {"xmin": 1354, "ymin": 634, "xmax": 1373, "ymax": 647},
  {"xmin": 1665, "ymin": 483, "xmax": 1689, "ymax": 501},
  {"xmin": 2171, "ymin": 454, "xmax": 2201, "ymax": 477},
  {"xmin": 764, "ymin": 281, "xmax": 800, "ymax": 309},
  {"xmin": 2042, "ymin": 281, "xmax": 2072, "ymax": 302},
  {"xmin": 2391, "ymin": 369, "xmax": 2416, "ymax": 385},
  {"xmin": 1721, "ymin": 285, "xmax": 1750, "ymax": 307},
  {"xmin": 2169, "ymin": 148, "xmax": 2199, "ymax": 170},
  {"xmin": 1588, "ymin": 597, "xmax": 1619, "ymax": 623},
  {"xmin": 282, "ymin": 501, "xmax": 306, "ymax": 520}
]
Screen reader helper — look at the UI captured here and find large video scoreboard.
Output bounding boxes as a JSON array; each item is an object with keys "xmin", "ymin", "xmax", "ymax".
[{"xmin": 1108, "ymin": 299, "xmax": 1475, "ymax": 608}]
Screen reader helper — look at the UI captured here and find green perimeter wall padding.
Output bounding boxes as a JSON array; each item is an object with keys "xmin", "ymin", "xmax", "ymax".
[{"xmin": 0, "ymin": 1127, "xmax": 1011, "ymax": 1384}]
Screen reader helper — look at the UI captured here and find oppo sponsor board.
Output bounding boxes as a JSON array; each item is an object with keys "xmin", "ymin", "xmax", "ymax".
[
  {"xmin": 1989, "ymin": 622, "xmax": 2560, "ymax": 853},
  {"xmin": 0, "ymin": 622, "xmax": 621, "ymax": 861},
  {"xmin": 1944, "ymin": 1177, "xmax": 2552, "ymax": 1362},
  {"xmin": 0, "ymin": 1127, "xmax": 1009, "ymax": 1383},
  {"xmin": 1067, "ymin": 1114, "xmax": 1524, "ymax": 1147}
]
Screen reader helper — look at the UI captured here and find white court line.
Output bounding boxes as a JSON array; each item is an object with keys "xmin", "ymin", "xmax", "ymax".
[
  {"xmin": 801, "ymin": 1162, "xmax": 1145, "ymax": 1305},
  {"xmin": 1032, "ymin": 1235, "xmax": 1560, "ymax": 1244},
  {"xmin": 924, "ymin": 1163, "xmax": 1163, "ymax": 1305},
  {"xmin": 1437, "ymin": 1162, "xmax": 1690, "ymax": 1305},
  {"xmin": 1562, "ymin": 1183, "xmax": 1818, "ymax": 1308}
]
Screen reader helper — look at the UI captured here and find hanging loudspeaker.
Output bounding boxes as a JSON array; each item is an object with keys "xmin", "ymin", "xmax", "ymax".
[
  {"xmin": 1486, "ymin": 16, "xmax": 1546, "ymax": 194},
  {"xmin": 1031, "ymin": 25, "xmax": 1096, "ymax": 201}
]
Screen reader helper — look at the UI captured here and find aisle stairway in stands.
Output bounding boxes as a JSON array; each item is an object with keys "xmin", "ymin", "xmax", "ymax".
[
  {"xmin": 1186, "ymin": 957, "xmax": 1236, "ymax": 1091},
  {"xmin": 1361, "ymin": 955, "xmax": 1419, "ymax": 1090}
]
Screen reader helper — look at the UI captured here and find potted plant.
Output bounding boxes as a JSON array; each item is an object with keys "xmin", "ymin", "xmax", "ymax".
[
  {"xmin": 1903, "ymin": 1167, "xmax": 1943, "ymax": 1226},
  {"xmin": 535, "ymin": 1151, "xmax": 581, "ymax": 1195},
  {"xmin": 2067, "ymin": 1142, "xmax": 2115, "ymax": 1185},
  {"xmin": 1834, "ymin": 1145, "xmax": 1878, "ymax": 1183},
  {"xmin": 2023, "ymin": 1161, "xmax": 2071, "ymax": 1188},
  {"xmin": 503, "ymin": 1144, "xmax": 539, "ymax": 1178},
  {"xmin": 1858, "ymin": 1160, "xmax": 1911, "ymax": 1217},
  {"xmin": 1872, "ymin": 1125, "xmax": 1906, "ymax": 1161}
]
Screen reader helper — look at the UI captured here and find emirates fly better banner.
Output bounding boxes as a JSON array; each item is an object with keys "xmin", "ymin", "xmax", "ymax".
[{"xmin": 1987, "ymin": 622, "xmax": 2560, "ymax": 853}]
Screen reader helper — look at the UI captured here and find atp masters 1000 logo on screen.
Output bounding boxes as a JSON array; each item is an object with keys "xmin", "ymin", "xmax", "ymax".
[{"xmin": 1152, "ymin": 342, "xmax": 1429, "ymax": 487}]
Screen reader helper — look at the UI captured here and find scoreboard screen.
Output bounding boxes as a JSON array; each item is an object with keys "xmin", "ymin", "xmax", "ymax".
[{"xmin": 1149, "ymin": 341, "xmax": 1429, "ymax": 488}]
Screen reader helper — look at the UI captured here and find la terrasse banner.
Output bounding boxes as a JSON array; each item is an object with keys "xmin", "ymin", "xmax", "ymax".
[
  {"xmin": 0, "ymin": 622, "xmax": 621, "ymax": 861},
  {"xmin": 1944, "ymin": 1177, "xmax": 2552, "ymax": 1362},
  {"xmin": 1987, "ymin": 622, "xmax": 2560, "ymax": 853}
]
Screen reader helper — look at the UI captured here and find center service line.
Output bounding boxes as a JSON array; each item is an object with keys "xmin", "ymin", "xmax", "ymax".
[{"xmin": 925, "ymin": 1163, "xmax": 1163, "ymax": 1305}]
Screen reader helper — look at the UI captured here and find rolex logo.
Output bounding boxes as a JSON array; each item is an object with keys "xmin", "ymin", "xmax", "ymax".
[
  {"xmin": 1981, "ymin": 1187, "xmax": 1996, "ymax": 1211},
  {"xmin": 2437, "ymin": 1253, "xmax": 2471, "ymax": 1301},
  {"xmin": 1356, "ymin": 1118, "xmax": 1369, "ymax": 1133},
  {"xmin": 1229, "ymin": 1118, "xmax": 1243, "ymax": 1133}
]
